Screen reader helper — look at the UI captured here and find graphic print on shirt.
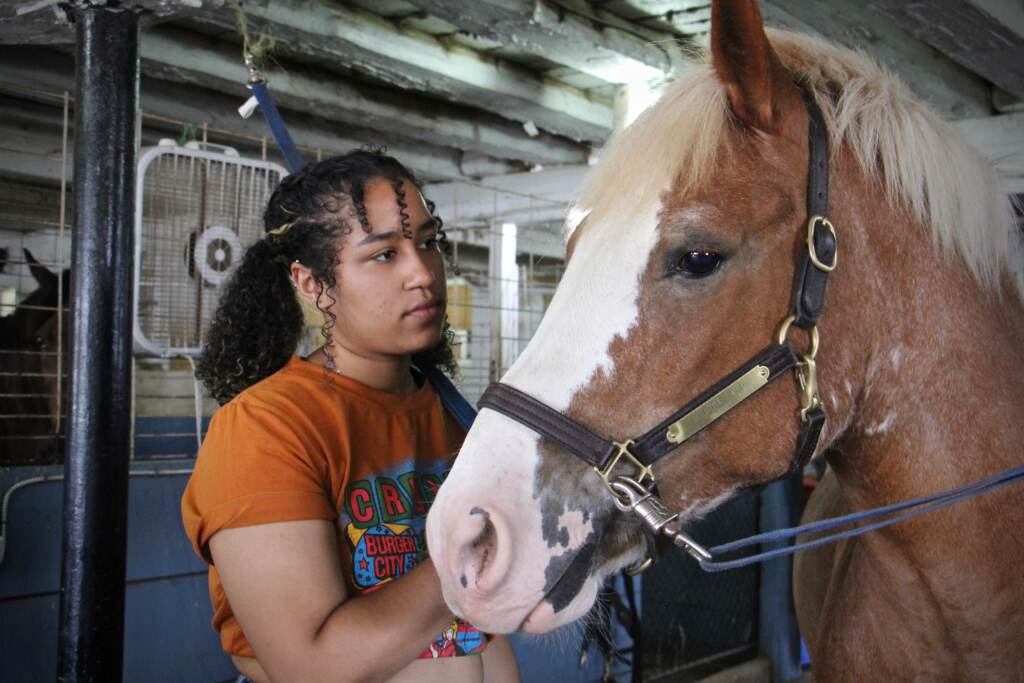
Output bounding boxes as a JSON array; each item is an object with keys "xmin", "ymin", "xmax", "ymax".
[
  {"xmin": 419, "ymin": 620, "xmax": 487, "ymax": 659},
  {"xmin": 338, "ymin": 457, "xmax": 487, "ymax": 658},
  {"xmin": 347, "ymin": 522, "xmax": 418, "ymax": 589},
  {"xmin": 338, "ymin": 457, "xmax": 448, "ymax": 591}
]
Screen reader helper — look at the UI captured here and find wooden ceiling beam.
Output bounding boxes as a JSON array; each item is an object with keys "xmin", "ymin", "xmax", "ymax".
[
  {"xmin": 134, "ymin": 26, "xmax": 591, "ymax": 167},
  {"xmin": 0, "ymin": 47, "xmax": 524, "ymax": 184},
  {"xmin": 870, "ymin": 0, "xmax": 1024, "ymax": 102},
  {"xmin": 184, "ymin": 0, "xmax": 613, "ymax": 142},
  {"xmin": 761, "ymin": 0, "xmax": 991, "ymax": 120},
  {"xmin": 402, "ymin": 0, "xmax": 685, "ymax": 83}
]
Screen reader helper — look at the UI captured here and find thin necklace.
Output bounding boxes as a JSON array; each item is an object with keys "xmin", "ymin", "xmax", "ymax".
[{"xmin": 321, "ymin": 348, "xmax": 417, "ymax": 395}]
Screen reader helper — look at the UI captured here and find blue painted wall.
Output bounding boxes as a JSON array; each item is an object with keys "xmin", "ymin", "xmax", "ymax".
[{"xmin": 0, "ymin": 460, "xmax": 236, "ymax": 683}]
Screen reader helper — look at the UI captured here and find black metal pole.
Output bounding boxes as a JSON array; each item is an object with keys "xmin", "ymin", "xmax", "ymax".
[
  {"xmin": 57, "ymin": 5, "xmax": 138, "ymax": 682},
  {"xmin": 758, "ymin": 475, "xmax": 805, "ymax": 682}
]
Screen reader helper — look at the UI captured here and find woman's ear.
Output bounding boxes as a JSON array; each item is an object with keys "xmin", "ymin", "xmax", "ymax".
[{"xmin": 290, "ymin": 261, "xmax": 320, "ymax": 308}]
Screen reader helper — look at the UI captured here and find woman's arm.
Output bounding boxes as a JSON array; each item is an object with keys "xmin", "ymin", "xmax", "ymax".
[
  {"xmin": 210, "ymin": 519, "xmax": 453, "ymax": 683},
  {"xmin": 481, "ymin": 634, "xmax": 521, "ymax": 683}
]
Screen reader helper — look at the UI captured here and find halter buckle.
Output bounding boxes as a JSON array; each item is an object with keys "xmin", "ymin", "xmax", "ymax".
[
  {"xmin": 807, "ymin": 215, "xmax": 837, "ymax": 272},
  {"xmin": 595, "ymin": 440, "xmax": 653, "ymax": 500}
]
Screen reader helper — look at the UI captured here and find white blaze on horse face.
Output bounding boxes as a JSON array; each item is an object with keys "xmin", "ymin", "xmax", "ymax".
[
  {"xmin": 427, "ymin": 197, "xmax": 665, "ymax": 633},
  {"xmin": 505, "ymin": 199, "xmax": 663, "ymax": 407}
]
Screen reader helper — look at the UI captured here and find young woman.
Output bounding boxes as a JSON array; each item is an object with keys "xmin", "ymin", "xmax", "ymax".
[{"xmin": 182, "ymin": 150, "xmax": 520, "ymax": 683}]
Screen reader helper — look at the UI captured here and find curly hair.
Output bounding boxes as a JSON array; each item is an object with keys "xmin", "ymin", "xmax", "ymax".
[{"xmin": 196, "ymin": 149, "xmax": 458, "ymax": 405}]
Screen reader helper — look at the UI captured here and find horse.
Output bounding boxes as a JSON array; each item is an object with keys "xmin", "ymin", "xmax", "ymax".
[
  {"xmin": 425, "ymin": 2, "xmax": 1024, "ymax": 679},
  {"xmin": 0, "ymin": 249, "xmax": 69, "ymax": 465}
]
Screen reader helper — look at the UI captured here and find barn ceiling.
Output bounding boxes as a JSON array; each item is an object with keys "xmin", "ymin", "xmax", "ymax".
[{"xmin": 0, "ymin": 0, "xmax": 1022, "ymax": 199}]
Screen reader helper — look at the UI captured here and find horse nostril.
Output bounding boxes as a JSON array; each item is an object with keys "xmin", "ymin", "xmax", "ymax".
[
  {"xmin": 448, "ymin": 505, "xmax": 509, "ymax": 595},
  {"xmin": 462, "ymin": 507, "xmax": 497, "ymax": 589}
]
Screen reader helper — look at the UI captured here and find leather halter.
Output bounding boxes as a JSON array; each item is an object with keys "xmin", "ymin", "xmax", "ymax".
[{"xmin": 477, "ymin": 85, "xmax": 837, "ymax": 559}]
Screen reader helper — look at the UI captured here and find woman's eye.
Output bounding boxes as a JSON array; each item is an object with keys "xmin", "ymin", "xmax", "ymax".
[
  {"xmin": 676, "ymin": 250, "xmax": 722, "ymax": 277},
  {"xmin": 372, "ymin": 249, "xmax": 396, "ymax": 262},
  {"xmin": 419, "ymin": 236, "xmax": 439, "ymax": 250}
]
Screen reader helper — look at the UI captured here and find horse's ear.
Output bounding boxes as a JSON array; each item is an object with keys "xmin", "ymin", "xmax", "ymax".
[
  {"xmin": 24, "ymin": 248, "xmax": 56, "ymax": 290},
  {"xmin": 711, "ymin": 0, "xmax": 798, "ymax": 134}
]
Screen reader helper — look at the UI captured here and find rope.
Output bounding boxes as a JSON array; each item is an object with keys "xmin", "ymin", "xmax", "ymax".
[
  {"xmin": 696, "ymin": 463, "xmax": 1024, "ymax": 572},
  {"xmin": 176, "ymin": 122, "xmax": 198, "ymax": 146},
  {"xmin": 233, "ymin": 1, "xmax": 275, "ymax": 72}
]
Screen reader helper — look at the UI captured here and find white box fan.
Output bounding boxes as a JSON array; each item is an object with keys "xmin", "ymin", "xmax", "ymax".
[{"xmin": 133, "ymin": 141, "xmax": 288, "ymax": 357}]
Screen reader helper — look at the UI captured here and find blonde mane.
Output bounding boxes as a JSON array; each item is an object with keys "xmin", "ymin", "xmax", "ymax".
[{"xmin": 573, "ymin": 30, "xmax": 1023, "ymax": 298}]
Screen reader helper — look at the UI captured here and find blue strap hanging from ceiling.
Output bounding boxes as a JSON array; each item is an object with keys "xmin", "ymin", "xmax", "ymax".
[
  {"xmin": 247, "ymin": 79, "xmax": 305, "ymax": 173},
  {"xmin": 239, "ymin": 55, "xmax": 305, "ymax": 173}
]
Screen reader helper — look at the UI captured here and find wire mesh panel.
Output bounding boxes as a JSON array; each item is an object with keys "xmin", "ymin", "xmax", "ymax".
[
  {"xmin": 0, "ymin": 92, "xmax": 72, "ymax": 467},
  {"xmin": 640, "ymin": 495, "xmax": 761, "ymax": 681},
  {"xmin": 0, "ymin": 247, "xmax": 69, "ymax": 466},
  {"xmin": 430, "ymin": 181, "xmax": 569, "ymax": 404},
  {"xmin": 134, "ymin": 144, "xmax": 286, "ymax": 357}
]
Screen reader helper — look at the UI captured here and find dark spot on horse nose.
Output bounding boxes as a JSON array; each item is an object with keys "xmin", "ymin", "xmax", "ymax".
[
  {"xmin": 469, "ymin": 506, "xmax": 490, "ymax": 519},
  {"xmin": 460, "ymin": 575, "xmax": 467, "ymax": 588}
]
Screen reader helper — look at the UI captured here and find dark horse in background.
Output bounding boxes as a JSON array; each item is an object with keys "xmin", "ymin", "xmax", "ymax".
[{"xmin": 0, "ymin": 249, "xmax": 69, "ymax": 465}]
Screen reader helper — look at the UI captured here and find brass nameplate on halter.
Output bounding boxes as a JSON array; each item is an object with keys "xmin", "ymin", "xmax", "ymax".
[{"xmin": 665, "ymin": 365, "xmax": 771, "ymax": 444}]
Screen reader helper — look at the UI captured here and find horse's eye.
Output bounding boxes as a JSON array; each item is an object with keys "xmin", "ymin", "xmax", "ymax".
[
  {"xmin": 677, "ymin": 250, "xmax": 722, "ymax": 277},
  {"xmin": 33, "ymin": 335, "xmax": 47, "ymax": 350}
]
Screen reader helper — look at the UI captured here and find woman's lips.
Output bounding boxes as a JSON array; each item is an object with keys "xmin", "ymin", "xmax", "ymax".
[{"xmin": 404, "ymin": 301, "xmax": 443, "ymax": 321}]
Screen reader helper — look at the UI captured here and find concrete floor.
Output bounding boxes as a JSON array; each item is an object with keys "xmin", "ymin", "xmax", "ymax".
[{"xmin": 694, "ymin": 657, "xmax": 812, "ymax": 683}]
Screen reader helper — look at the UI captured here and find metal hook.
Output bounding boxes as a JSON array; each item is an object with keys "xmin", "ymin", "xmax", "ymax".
[{"xmin": 610, "ymin": 476, "xmax": 713, "ymax": 563}]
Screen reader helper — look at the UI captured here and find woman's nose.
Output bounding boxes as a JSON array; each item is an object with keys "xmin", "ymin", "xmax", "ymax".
[{"xmin": 404, "ymin": 251, "xmax": 438, "ymax": 289}]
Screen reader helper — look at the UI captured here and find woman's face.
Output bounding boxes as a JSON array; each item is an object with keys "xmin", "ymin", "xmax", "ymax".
[{"xmin": 322, "ymin": 177, "xmax": 448, "ymax": 360}]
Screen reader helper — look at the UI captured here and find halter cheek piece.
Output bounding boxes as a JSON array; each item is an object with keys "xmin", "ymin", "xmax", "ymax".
[{"xmin": 477, "ymin": 85, "xmax": 837, "ymax": 568}]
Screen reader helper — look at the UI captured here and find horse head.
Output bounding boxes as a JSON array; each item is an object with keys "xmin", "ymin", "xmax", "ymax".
[
  {"xmin": 3, "ymin": 248, "xmax": 64, "ymax": 337},
  {"xmin": 0, "ymin": 248, "xmax": 70, "ymax": 462},
  {"xmin": 426, "ymin": 0, "xmax": 1020, "ymax": 637}
]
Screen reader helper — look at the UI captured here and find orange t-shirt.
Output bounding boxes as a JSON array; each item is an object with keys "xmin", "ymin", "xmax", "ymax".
[{"xmin": 181, "ymin": 356, "xmax": 485, "ymax": 659}]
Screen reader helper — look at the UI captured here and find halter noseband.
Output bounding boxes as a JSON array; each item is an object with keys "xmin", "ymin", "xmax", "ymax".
[{"xmin": 477, "ymin": 85, "xmax": 837, "ymax": 565}]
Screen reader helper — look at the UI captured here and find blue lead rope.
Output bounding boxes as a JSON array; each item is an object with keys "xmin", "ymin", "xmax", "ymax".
[{"xmin": 697, "ymin": 462, "xmax": 1024, "ymax": 572}]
